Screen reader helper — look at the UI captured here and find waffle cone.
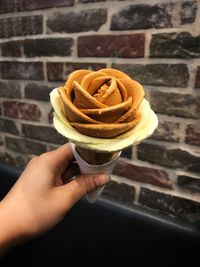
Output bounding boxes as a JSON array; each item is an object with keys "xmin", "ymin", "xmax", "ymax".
[
  {"xmin": 76, "ymin": 146, "xmax": 118, "ymax": 165},
  {"xmin": 70, "ymin": 143, "xmax": 121, "ymax": 203}
]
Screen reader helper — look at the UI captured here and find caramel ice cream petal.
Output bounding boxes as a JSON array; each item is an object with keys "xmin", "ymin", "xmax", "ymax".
[
  {"xmin": 51, "ymin": 67, "xmax": 158, "ymax": 151},
  {"xmin": 120, "ymin": 78, "xmax": 144, "ymax": 110},
  {"xmin": 80, "ymin": 97, "xmax": 132, "ymax": 123},
  {"xmin": 102, "ymin": 88, "xmax": 122, "ymax": 106},
  {"xmin": 51, "ymin": 88, "xmax": 158, "ymax": 152},
  {"xmin": 114, "ymin": 103, "xmax": 136, "ymax": 123},
  {"xmin": 65, "ymin": 69, "xmax": 92, "ymax": 96},
  {"xmin": 93, "ymin": 79, "xmax": 123, "ymax": 106},
  {"xmin": 93, "ymin": 79, "xmax": 115, "ymax": 100},
  {"xmin": 70, "ymin": 114, "xmax": 141, "ymax": 138},
  {"xmin": 116, "ymin": 79, "xmax": 127, "ymax": 101},
  {"xmin": 80, "ymin": 72, "xmax": 108, "ymax": 91},
  {"xmin": 88, "ymin": 75, "xmax": 112, "ymax": 95},
  {"xmin": 101, "ymin": 78, "xmax": 117, "ymax": 101},
  {"xmin": 73, "ymin": 81, "xmax": 107, "ymax": 109},
  {"xmin": 58, "ymin": 87, "xmax": 100, "ymax": 124},
  {"xmin": 87, "ymin": 75, "xmax": 117, "ymax": 95},
  {"xmin": 102, "ymin": 79, "xmax": 123, "ymax": 106}
]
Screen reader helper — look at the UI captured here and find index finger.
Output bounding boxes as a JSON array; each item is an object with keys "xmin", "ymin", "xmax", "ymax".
[{"xmin": 44, "ymin": 143, "xmax": 74, "ymax": 173}]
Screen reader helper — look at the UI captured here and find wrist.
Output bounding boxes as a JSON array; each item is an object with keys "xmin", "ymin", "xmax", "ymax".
[{"xmin": 0, "ymin": 200, "xmax": 23, "ymax": 256}]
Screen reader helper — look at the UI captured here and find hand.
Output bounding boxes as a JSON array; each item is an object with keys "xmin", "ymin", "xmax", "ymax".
[{"xmin": 0, "ymin": 143, "xmax": 110, "ymax": 255}]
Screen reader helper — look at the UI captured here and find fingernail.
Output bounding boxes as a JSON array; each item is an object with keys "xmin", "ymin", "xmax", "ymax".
[{"xmin": 94, "ymin": 174, "xmax": 111, "ymax": 186}]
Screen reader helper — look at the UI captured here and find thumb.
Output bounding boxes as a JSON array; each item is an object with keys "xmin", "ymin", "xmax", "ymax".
[{"xmin": 57, "ymin": 174, "xmax": 110, "ymax": 208}]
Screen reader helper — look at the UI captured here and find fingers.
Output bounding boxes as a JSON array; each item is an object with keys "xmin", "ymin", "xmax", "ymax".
[
  {"xmin": 41, "ymin": 143, "xmax": 74, "ymax": 172},
  {"xmin": 55, "ymin": 173, "xmax": 110, "ymax": 209},
  {"xmin": 61, "ymin": 161, "xmax": 80, "ymax": 184}
]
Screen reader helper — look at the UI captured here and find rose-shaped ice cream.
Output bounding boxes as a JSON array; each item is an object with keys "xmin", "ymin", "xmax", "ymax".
[
  {"xmin": 50, "ymin": 68, "xmax": 158, "ymax": 202},
  {"xmin": 50, "ymin": 68, "xmax": 158, "ymax": 153},
  {"xmin": 57, "ymin": 68, "xmax": 144, "ymax": 138}
]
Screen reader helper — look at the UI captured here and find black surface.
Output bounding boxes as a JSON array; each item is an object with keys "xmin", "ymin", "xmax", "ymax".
[{"xmin": 0, "ymin": 163, "xmax": 200, "ymax": 266}]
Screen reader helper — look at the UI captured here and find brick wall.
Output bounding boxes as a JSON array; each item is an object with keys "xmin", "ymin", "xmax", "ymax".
[{"xmin": 0, "ymin": 0, "xmax": 199, "ymax": 224}]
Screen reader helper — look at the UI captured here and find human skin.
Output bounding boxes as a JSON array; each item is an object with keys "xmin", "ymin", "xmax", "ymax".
[{"xmin": 0, "ymin": 144, "xmax": 110, "ymax": 256}]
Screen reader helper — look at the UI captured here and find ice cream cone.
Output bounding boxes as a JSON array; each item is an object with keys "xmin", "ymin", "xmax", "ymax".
[
  {"xmin": 50, "ymin": 68, "xmax": 158, "ymax": 202},
  {"xmin": 70, "ymin": 142, "xmax": 121, "ymax": 203},
  {"xmin": 76, "ymin": 146, "xmax": 118, "ymax": 165}
]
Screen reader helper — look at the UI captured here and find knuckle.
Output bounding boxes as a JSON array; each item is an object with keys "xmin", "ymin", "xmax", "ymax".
[
  {"xmin": 28, "ymin": 156, "xmax": 39, "ymax": 164},
  {"xmin": 38, "ymin": 152, "xmax": 52, "ymax": 163},
  {"xmin": 81, "ymin": 175, "xmax": 96, "ymax": 193}
]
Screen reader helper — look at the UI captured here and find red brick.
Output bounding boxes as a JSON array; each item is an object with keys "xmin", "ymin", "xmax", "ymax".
[
  {"xmin": 0, "ymin": 81, "xmax": 21, "ymax": 98},
  {"xmin": 111, "ymin": 2, "xmax": 197, "ymax": 31},
  {"xmin": 47, "ymin": 62, "xmax": 107, "ymax": 82},
  {"xmin": 0, "ymin": 0, "xmax": 21, "ymax": 14},
  {"xmin": 0, "ymin": 118, "xmax": 19, "ymax": 135},
  {"xmin": 47, "ymin": 9, "xmax": 106, "ymax": 33},
  {"xmin": 5, "ymin": 136, "xmax": 47, "ymax": 155},
  {"xmin": 79, "ymin": 0, "xmax": 105, "ymax": 2},
  {"xmin": 151, "ymin": 120, "xmax": 180, "ymax": 143},
  {"xmin": 25, "ymin": 83, "xmax": 53, "ymax": 102},
  {"xmin": 195, "ymin": 66, "xmax": 200, "ymax": 88},
  {"xmin": 113, "ymin": 160, "xmax": 172, "ymax": 189},
  {"xmin": 24, "ymin": 38, "xmax": 73, "ymax": 57},
  {"xmin": 151, "ymin": 91, "xmax": 200, "ymax": 118},
  {"xmin": 78, "ymin": 34, "xmax": 145, "ymax": 58},
  {"xmin": 180, "ymin": 1, "xmax": 197, "ymax": 24},
  {"xmin": 0, "ymin": 0, "xmax": 74, "ymax": 14},
  {"xmin": 48, "ymin": 108, "xmax": 54, "ymax": 124},
  {"xmin": 139, "ymin": 187, "xmax": 200, "ymax": 223},
  {"xmin": 0, "ymin": 15, "xmax": 43, "ymax": 38},
  {"xmin": 177, "ymin": 175, "xmax": 200, "ymax": 194},
  {"xmin": 47, "ymin": 63, "xmax": 64, "ymax": 82},
  {"xmin": 0, "ymin": 135, "xmax": 3, "ymax": 146},
  {"xmin": 185, "ymin": 124, "xmax": 200, "ymax": 146},
  {"xmin": 0, "ymin": 62, "xmax": 44, "ymax": 80},
  {"xmin": 102, "ymin": 180, "xmax": 135, "ymax": 204},
  {"xmin": 150, "ymin": 32, "xmax": 200, "ymax": 59},
  {"xmin": 3, "ymin": 101, "xmax": 41, "ymax": 121},
  {"xmin": 64, "ymin": 62, "xmax": 107, "ymax": 76},
  {"xmin": 22, "ymin": 124, "xmax": 66, "ymax": 144},
  {"xmin": 2, "ymin": 40, "xmax": 22, "ymax": 57},
  {"xmin": 21, "ymin": 0, "xmax": 74, "ymax": 11},
  {"xmin": 137, "ymin": 142, "xmax": 200, "ymax": 173},
  {"xmin": 111, "ymin": 3, "xmax": 172, "ymax": 30},
  {"xmin": 113, "ymin": 64, "xmax": 189, "ymax": 87},
  {"xmin": 0, "ymin": 151, "xmax": 27, "ymax": 169}
]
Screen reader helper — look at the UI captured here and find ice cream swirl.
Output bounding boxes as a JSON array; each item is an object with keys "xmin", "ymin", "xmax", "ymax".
[{"xmin": 58, "ymin": 68, "xmax": 144, "ymax": 138}]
